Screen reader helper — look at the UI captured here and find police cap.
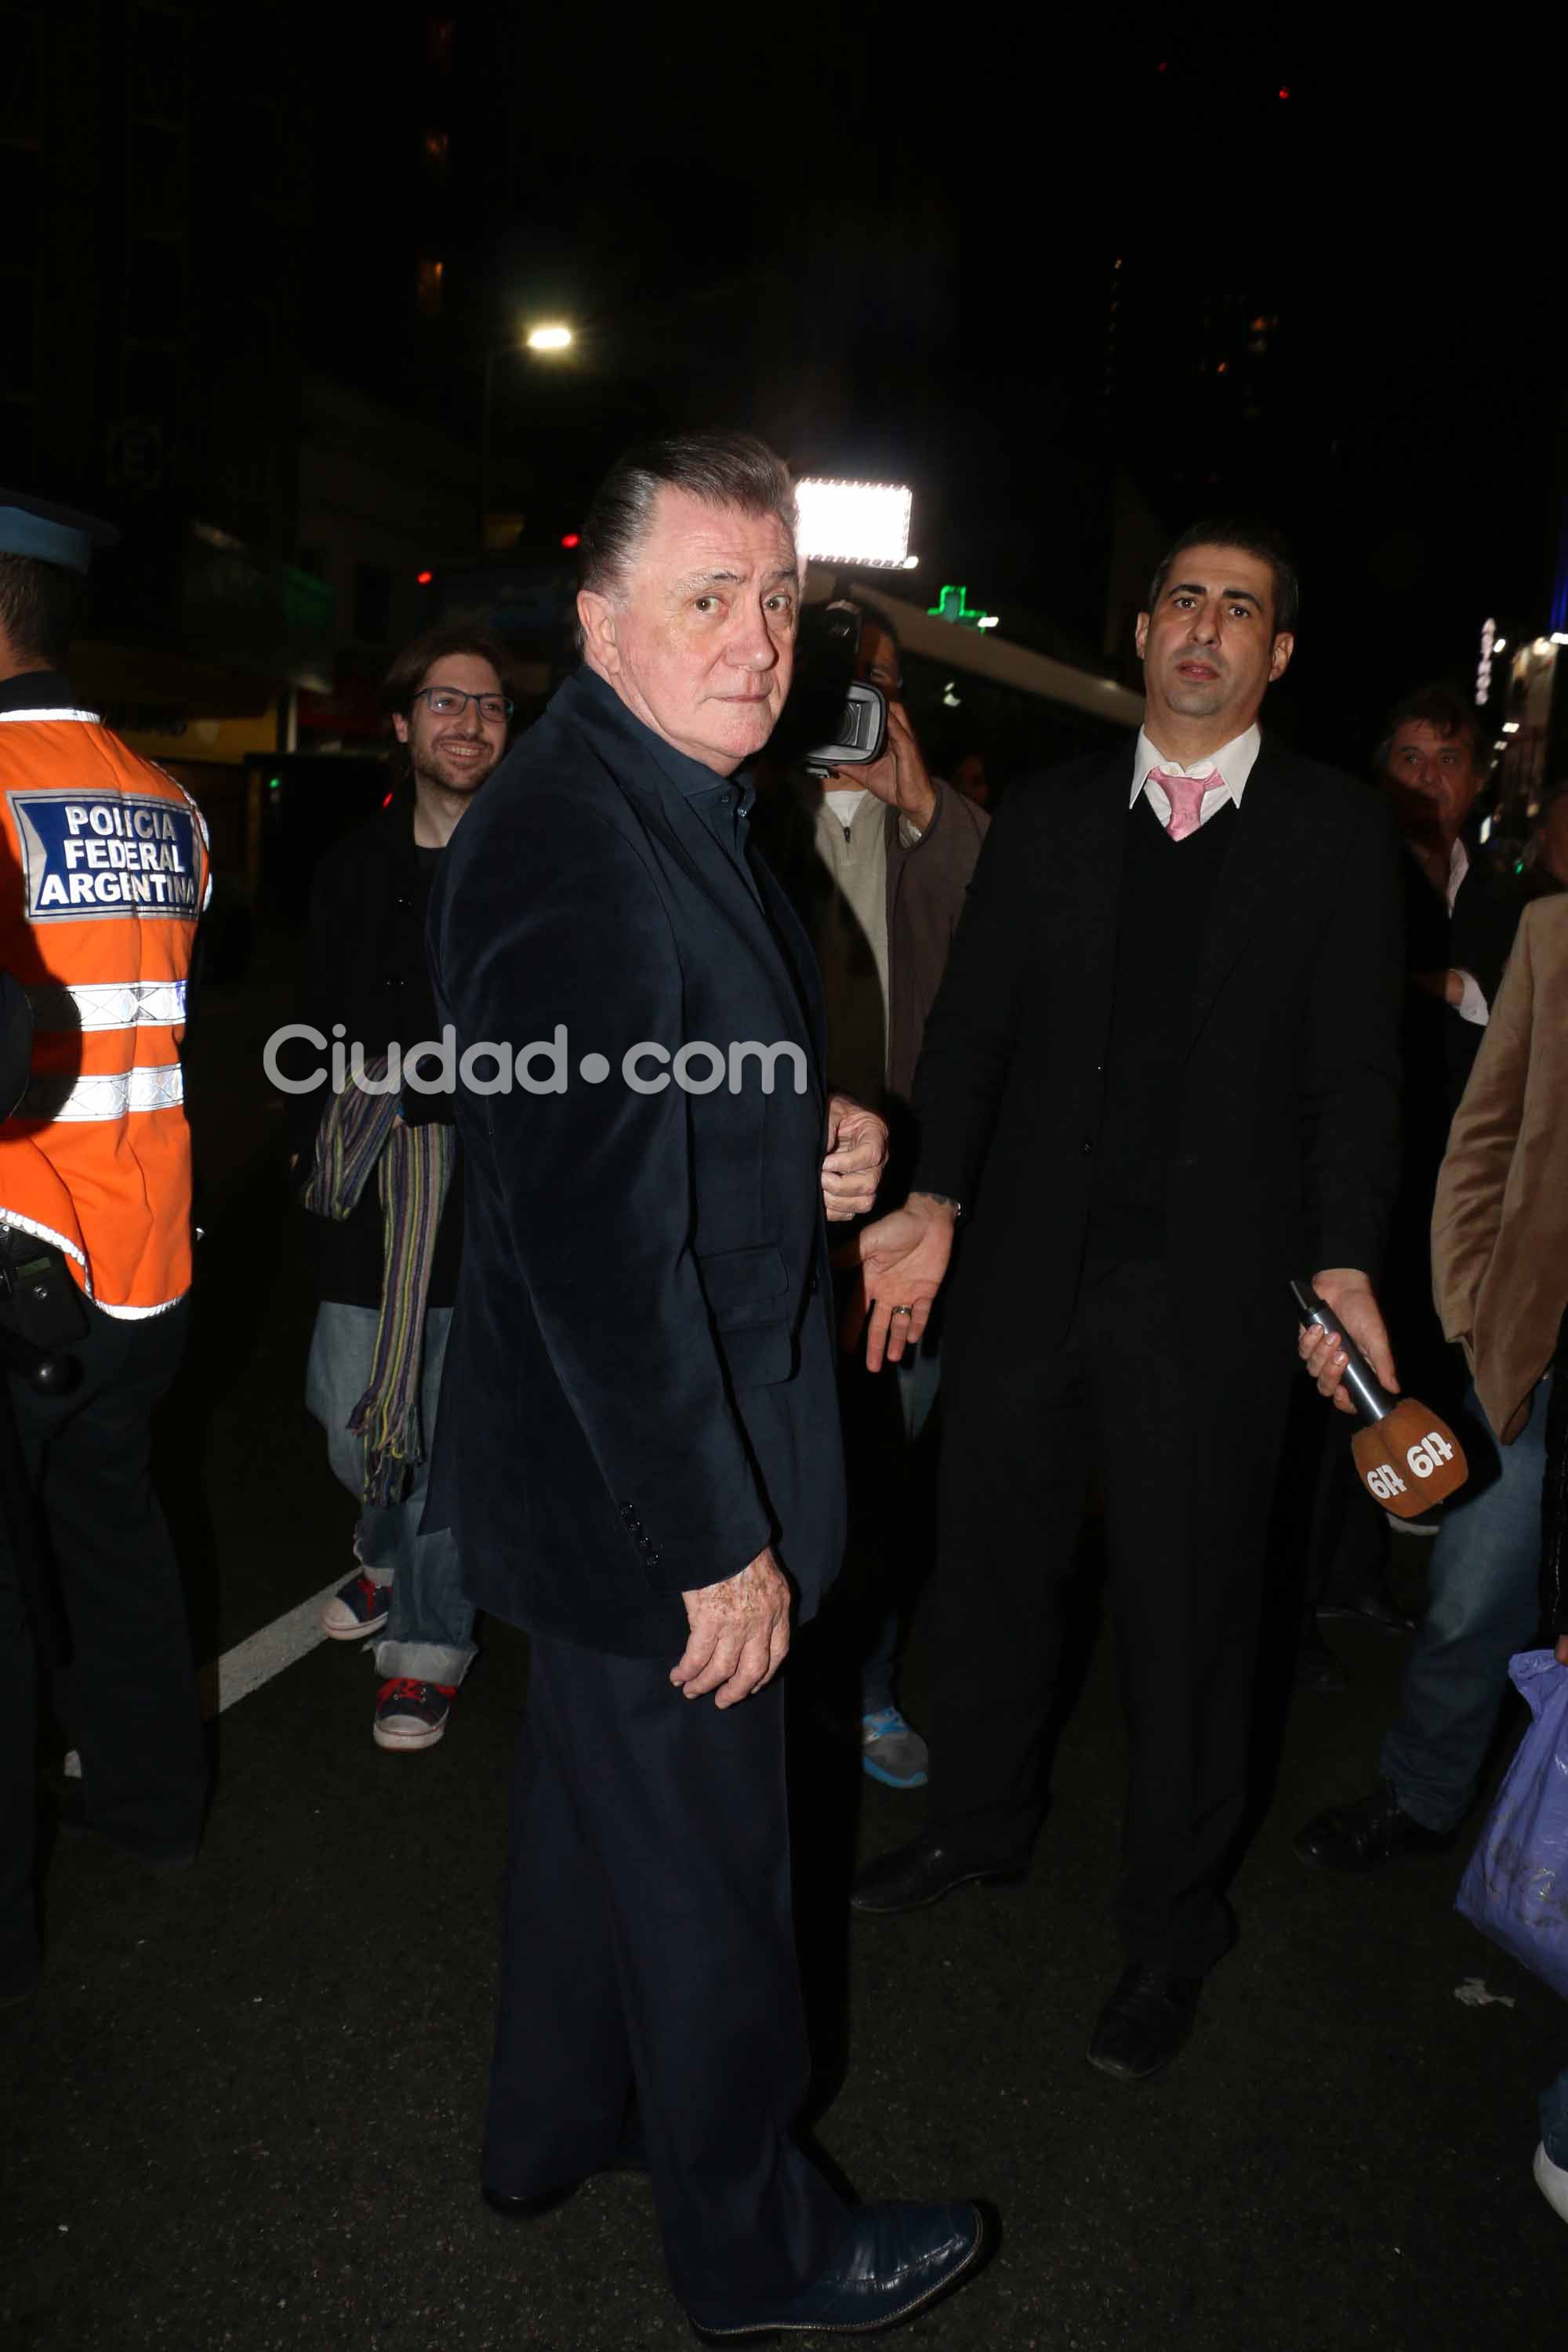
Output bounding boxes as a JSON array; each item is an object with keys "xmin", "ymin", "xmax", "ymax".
[{"xmin": 0, "ymin": 490, "xmax": 119, "ymax": 577}]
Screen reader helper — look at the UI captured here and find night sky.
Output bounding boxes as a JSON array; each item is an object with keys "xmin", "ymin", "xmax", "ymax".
[{"xmin": 297, "ymin": 21, "xmax": 1559, "ymax": 766}]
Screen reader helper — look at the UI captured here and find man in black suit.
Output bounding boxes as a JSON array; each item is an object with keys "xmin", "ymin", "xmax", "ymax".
[
  {"xmin": 425, "ymin": 433, "xmax": 985, "ymax": 2339},
  {"xmin": 849, "ymin": 524, "xmax": 1404, "ymax": 2080}
]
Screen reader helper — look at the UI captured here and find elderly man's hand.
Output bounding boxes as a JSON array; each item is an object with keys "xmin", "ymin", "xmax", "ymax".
[
  {"xmin": 1298, "ymin": 1268, "xmax": 1398, "ymax": 1414},
  {"xmin": 821, "ymin": 1094, "xmax": 888, "ymax": 1221},
  {"xmin": 849, "ymin": 1192, "xmax": 958, "ymax": 1370},
  {"xmin": 673, "ymin": 1546, "xmax": 791, "ymax": 1708}
]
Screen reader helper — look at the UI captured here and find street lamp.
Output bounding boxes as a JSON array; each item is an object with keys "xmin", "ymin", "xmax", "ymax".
[{"xmin": 480, "ymin": 324, "xmax": 577, "ymax": 549}]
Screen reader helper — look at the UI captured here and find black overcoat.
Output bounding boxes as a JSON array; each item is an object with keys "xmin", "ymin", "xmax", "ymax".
[
  {"xmin": 424, "ymin": 671, "xmax": 844, "ymax": 1658},
  {"xmin": 910, "ymin": 734, "xmax": 1406, "ymax": 1394}
]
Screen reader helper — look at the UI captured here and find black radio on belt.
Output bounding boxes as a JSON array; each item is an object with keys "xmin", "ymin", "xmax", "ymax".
[{"xmin": 0, "ymin": 1229, "xmax": 89, "ymax": 1392}]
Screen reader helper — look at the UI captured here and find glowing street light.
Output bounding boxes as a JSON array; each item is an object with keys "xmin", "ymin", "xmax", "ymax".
[{"xmin": 525, "ymin": 323, "xmax": 574, "ymax": 353}]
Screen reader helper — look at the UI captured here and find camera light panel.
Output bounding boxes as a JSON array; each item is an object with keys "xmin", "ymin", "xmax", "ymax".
[{"xmin": 796, "ymin": 479, "xmax": 913, "ymax": 570}]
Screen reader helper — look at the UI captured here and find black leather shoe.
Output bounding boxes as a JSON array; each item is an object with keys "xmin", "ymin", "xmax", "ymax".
[
  {"xmin": 850, "ymin": 1835, "xmax": 1025, "ymax": 1916},
  {"xmin": 1087, "ymin": 1964, "xmax": 1202, "ymax": 2082},
  {"xmin": 481, "ymin": 2180, "xmax": 579, "ymax": 2220},
  {"xmin": 1294, "ymin": 1625, "xmax": 1348, "ymax": 1694},
  {"xmin": 1316, "ymin": 1591, "xmax": 1417, "ymax": 1634},
  {"xmin": 481, "ymin": 2147, "xmax": 647, "ymax": 2219},
  {"xmin": 1294, "ymin": 1779, "xmax": 1452, "ymax": 1874},
  {"xmin": 688, "ymin": 2198, "xmax": 987, "ymax": 2343},
  {"xmin": 53, "ymin": 1787, "xmax": 199, "ymax": 1874}
]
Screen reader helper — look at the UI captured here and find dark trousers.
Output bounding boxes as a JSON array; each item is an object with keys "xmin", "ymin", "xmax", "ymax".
[
  {"xmin": 0, "ymin": 1295, "xmax": 204, "ymax": 1968},
  {"xmin": 484, "ymin": 1635, "xmax": 848, "ymax": 2314},
  {"xmin": 928, "ymin": 1259, "xmax": 1290, "ymax": 1976}
]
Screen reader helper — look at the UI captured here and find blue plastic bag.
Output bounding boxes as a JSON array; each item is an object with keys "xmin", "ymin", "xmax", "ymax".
[{"xmin": 1455, "ymin": 1650, "xmax": 1568, "ymax": 2002}]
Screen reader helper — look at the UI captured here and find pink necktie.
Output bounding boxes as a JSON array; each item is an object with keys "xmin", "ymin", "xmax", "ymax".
[{"xmin": 1148, "ymin": 767, "xmax": 1218, "ymax": 844}]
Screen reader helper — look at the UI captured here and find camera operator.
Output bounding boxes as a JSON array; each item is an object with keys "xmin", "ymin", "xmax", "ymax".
[
  {"xmin": 0, "ymin": 492, "xmax": 211, "ymax": 2005},
  {"xmin": 753, "ymin": 603, "xmax": 987, "ymax": 1789}
]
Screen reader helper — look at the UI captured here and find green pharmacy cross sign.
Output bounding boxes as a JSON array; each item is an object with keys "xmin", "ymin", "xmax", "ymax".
[{"xmin": 927, "ymin": 583, "xmax": 999, "ymax": 631}]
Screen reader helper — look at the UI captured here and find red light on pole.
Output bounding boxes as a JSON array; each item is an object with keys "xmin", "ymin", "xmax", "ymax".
[
  {"xmin": 561, "ymin": 533, "xmax": 581, "ymax": 550},
  {"xmin": 416, "ymin": 569, "xmax": 434, "ymax": 585},
  {"xmin": 1278, "ymin": 86, "xmax": 1290, "ymax": 98}
]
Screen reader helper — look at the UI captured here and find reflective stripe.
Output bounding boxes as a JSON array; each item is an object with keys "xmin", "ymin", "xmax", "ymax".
[
  {"xmin": 0, "ymin": 1207, "xmax": 89, "ymax": 1276},
  {"xmin": 0, "ymin": 708, "xmax": 102, "ymax": 724},
  {"xmin": 20, "ymin": 1062, "xmax": 184, "ymax": 1123},
  {"xmin": 27, "ymin": 979, "xmax": 188, "ymax": 1032}
]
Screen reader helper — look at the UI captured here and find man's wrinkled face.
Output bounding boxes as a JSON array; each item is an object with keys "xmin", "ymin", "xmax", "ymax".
[
  {"xmin": 1383, "ymin": 719, "xmax": 1483, "ymax": 840},
  {"xmin": 1134, "ymin": 543, "xmax": 1292, "ymax": 734},
  {"xmin": 578, "ymin": 487, "xmax": 799, "ymax": 774},
  {"xmin": 393, "ymin": 652, "xmax": 508, "ymax": 797}
]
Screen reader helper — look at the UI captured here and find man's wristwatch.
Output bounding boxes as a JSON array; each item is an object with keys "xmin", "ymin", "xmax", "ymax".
[{"xmin": 913, "ymin": 1191, "xmax": 963, "ymax": 1219}]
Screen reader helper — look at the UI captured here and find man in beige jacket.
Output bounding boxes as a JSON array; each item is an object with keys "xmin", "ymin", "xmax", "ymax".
[{"xmin": 1295, "ymin": 893, "xmax": 1568, "ymax": 1877}]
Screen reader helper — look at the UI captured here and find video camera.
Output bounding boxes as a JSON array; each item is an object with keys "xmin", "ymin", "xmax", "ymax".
[{"xmin": 782, "ymin": 601, "xmax": 889, "ymax": 775}]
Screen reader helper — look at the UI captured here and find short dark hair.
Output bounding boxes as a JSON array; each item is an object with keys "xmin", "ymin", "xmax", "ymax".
[
  {"xmin": 1375, "ymin": 681, "xmax": 1489, "ymax": 775},
  {"xmin": 380, "ymin": 623, "xmax": 521, "ymax": 722},
  {"xmin": 1146, "ymin": 518, "xmax": 1299, "ymax": 634},
  {"xmin": 0, "ymin": 553, "xmax": 86, "ymax": 670},
  {"xmin": 578, "ymin": 430, "xmax": 797, "ymax": 616}
]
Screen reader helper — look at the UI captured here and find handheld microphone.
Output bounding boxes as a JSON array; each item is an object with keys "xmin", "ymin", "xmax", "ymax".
[{"xmin": 1290, "ymin": 1279, "xmax": 1468, "ymax": 1517}]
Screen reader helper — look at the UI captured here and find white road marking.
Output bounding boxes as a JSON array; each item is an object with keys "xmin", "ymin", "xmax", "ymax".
[{"xmin": 62, "ymin": 1577, "xmax": 350, "ymax": 1777}]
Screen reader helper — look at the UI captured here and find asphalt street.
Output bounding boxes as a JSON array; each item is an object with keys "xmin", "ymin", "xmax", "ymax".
[{"xmin": 4, "ymin": 947, "xmax": 1563, "ymax": 2352}]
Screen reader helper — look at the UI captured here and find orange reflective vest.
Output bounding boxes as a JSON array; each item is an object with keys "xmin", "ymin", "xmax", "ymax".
[{"xmin": 0, "ymin": 701, "xmax": 210, "ymax": 1316}]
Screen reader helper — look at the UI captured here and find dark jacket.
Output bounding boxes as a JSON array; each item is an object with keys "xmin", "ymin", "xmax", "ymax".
[
  {"xmin": 912, "ymin": 735, "xmax": 1405, "ymax": 1377},
  {"xmin": 752, "ymin": 772, "xmax": 987, "ymax": 1173},
  {"xmin": 280, "ymin": 778, "xmax": 463, "ymax": 1308},
  {"xmin": 1401, "ymin": 843, "xmax": 1526, "ymax": 1173},
  {"xmin": 423, "ymin": 670, "xmax": 845, "ymax": 1659}
]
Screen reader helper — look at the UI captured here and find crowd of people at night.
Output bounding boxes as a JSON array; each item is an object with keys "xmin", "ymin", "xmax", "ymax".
[{"xmin": 3, "ymin": 430, "xmax": 1567, "ymax": 2338}]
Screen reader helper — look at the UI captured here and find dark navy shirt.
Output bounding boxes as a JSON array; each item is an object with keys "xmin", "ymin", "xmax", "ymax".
[{"xmin": 575, "ymin": 666, "xmax": 761, "ymax": 906}]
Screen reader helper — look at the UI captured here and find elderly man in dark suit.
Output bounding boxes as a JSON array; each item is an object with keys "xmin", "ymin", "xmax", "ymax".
[
  {"xmin": 425, "ymin": 433, "xmax": 985, "ymax": 2341},
  {"xmin": 850, "ymin": 523, "xmax": 1404, "ymax": 2082}
]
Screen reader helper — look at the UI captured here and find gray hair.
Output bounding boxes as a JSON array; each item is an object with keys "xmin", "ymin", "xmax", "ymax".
[{"xmin": 577, "ymin": 431, "xmax": 797, "ymax": 622}]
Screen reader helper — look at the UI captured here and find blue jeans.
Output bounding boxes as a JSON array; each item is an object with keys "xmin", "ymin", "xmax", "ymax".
[
  {"xmin": 1544, "ymin": 2063, "xmax": 1568, "ymax": 2167},
  {"xmin": 306, "ymin": 1303, "xmax": 476, "ymax": 1686},
  {"xmin": 861, "ymin": 1335, "xmax": 943, "ymax": 1715},
  {"xmin": 1379, "ymin": 1374, "xmax": 1551, "ymax": 1834}
]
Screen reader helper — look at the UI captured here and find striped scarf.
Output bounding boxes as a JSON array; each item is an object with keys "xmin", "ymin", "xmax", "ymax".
[{"xmin": 302, "ymin": 1060, "xmax": 454, "ymax": 1506}]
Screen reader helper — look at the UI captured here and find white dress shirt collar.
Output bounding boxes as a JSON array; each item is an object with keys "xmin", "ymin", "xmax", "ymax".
[{"xmin": 1131, "ymin": 722, "xmax": 1263, "ymax": 822}]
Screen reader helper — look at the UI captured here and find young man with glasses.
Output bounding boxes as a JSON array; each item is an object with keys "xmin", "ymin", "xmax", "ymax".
[{"xmin": 284, "ymin": 626, "xmax": 517, "ymax": 1750}]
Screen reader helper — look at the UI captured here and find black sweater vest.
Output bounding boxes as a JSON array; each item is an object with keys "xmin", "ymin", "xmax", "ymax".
[{"xmin": 1087, "ymin": 793, "xmax": 1239, "ymax": 1260}]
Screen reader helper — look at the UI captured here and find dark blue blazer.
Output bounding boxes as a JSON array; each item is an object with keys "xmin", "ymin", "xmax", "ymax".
[{"xmin": 424, "ymin": 670, "xmax": 845, "ymax": 1658}]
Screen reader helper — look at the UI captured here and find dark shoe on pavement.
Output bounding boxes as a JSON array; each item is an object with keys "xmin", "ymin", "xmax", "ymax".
[
  {"xmin": 1, "ymin": 1940, "xmax": 40, "ymax": 2009},
  {"xmin": 482, "ymin": 2147, "xmax": 648, "ymax": 2218},
  {"xmin": 1316, "ymin": 1591, "xmax": 1417, "ymax": 1634},
  {"xmin": 1294, "ymin": 1624, "xmax": 1349, "ymax": 1694},
  {"xmin": 53, "ymin": 1784, "xmax": 199, "ymax": 1874},
  {"xmin": 1087, "ymin": 1963, "xmax": 1202, "ymax": 2081},
  {"xmin": 482, "ymin": 2180, "xmax": 580, "ymax": 2220},
  {"xmin": 1294, "ymin": 1778, "xmax": 1452, "ymax": 1873},
  {"xmin": 688, "ymin": 2198, "xmax": 987, "ymax": 2343},
  {"xmin": 851, "ymin": 1835, "xmax": 1025, "ymax": 1917}
]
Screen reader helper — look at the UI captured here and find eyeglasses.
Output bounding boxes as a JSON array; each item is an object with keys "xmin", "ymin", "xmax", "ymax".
[{"xmin": 413, "ymin": 686, "xmax": 514, "ymax": 723}]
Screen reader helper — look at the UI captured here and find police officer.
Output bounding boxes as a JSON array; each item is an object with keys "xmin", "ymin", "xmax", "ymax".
[{"xmin": 0, "ymin": 491, "xmax": 211, "ymax": 2005}]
